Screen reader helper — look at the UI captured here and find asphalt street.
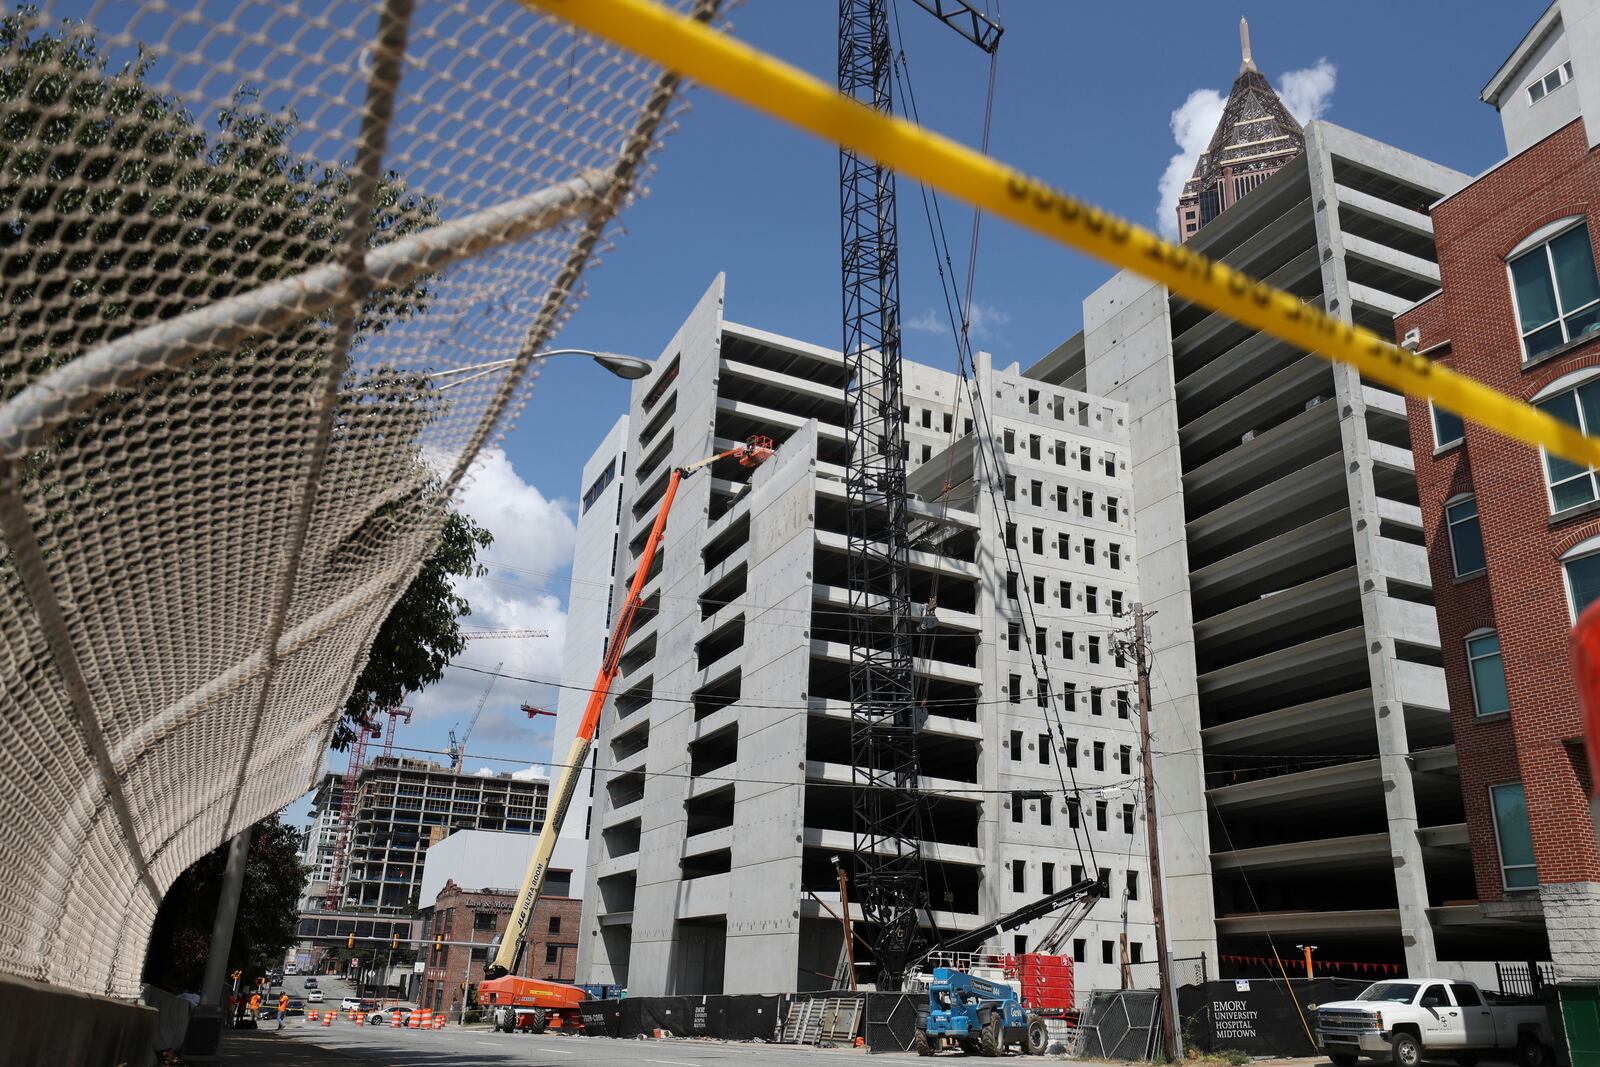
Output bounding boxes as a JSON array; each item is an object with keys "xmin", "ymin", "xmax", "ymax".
[{"xmin": 272, "ymin": 1023, "xmax": 927, "ymax": 1065}]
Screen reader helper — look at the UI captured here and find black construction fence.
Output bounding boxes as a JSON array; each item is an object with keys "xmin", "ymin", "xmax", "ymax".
[
  {"xmin": 576, "ymin": 995, "xmax": 781, "ymax": 1041},
  {"xmin": 574, "ymin": 991, "xmax": 920, "ymax": 1051},
  {"xmin": 1179, "ymin": 977, "xmax": 1371, "ymax": 1058}
]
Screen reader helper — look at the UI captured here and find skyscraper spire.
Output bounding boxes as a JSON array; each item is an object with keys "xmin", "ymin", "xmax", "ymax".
[{"xmin": 1173, "ymin": 18, "xmax": 1304, "ymax": 241}]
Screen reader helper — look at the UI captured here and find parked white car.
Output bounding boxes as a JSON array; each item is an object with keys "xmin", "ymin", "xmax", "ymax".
[
  {"xmin": 340, "ymin": 997, "xmax": 361, "ymax": 1012},
  {"xmin": 1315, "ymin": 979, "xmax": 1552, "ymax": 1067}
]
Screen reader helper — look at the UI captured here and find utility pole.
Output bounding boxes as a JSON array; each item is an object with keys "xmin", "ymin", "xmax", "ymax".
[{"xmin": 1132, "ymin": 605, "xmax": 1182, "ymax": 1062}]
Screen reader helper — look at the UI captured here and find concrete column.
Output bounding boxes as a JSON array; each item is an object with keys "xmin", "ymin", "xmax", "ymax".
[
  {"xmin": 1305, "ymin": 126, "xmax": 1438, "ymax": 974},
  {"xmin": 1082, "ymin": 271, "xmax": 1218, "ymax": 964},
  {"xmin": 200, "ymin": 827, "xmax": 253, "ymax": 1009}
]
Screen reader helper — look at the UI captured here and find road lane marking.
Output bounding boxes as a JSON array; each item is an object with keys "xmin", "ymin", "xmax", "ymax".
[{"xmin": 645, "ymin": 1059, "xmax": 703, "ymax": 1066}]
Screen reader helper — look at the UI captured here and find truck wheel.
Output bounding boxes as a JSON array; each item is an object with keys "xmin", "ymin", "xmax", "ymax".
[
  {"xmin": 1515, "ymin": 1035, "xmax": 1547, "ymax": 1067},
  {"xmin": 1331, "ymin": 1055, "xmax": 1359, "ymax": 1066},
  {"xmin": 1023, "ymin": 1017, "xmax": 1050, "ymax": 1055},
  {"xmin": 1391, "ymin": 1032, "xmax": 1422, "ymax": 1067},
  {"xmin": 528, "ymin": 1008, "xmax": 550, "ymax": 1035},
  {"xmin": 914, "ymin": 1030, "xmax": 934, "ymax": 1057},
  {"xmin": 979, "ymin": 1012, "xmax": 1005, "ymax": 1057}
]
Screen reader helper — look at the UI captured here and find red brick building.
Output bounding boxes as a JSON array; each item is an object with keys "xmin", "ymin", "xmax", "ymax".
[
  {"xmin": 418, "ymin": 880, "xmax": 582, "ymax": 1015},
  {"xmin": 1396, "ymin": 1, "xmax": 1600, "ymax": 978}
]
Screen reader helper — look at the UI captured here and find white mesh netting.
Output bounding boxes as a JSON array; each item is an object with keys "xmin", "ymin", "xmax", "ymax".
[{"xmin": 0, "ymin": 0, "xmax": 716, "ymax": 998}]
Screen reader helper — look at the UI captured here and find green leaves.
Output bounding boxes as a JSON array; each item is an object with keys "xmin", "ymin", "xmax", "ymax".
[{"xmin": 334, "ymin": 510, "xmax": 493, "ymax": 749}]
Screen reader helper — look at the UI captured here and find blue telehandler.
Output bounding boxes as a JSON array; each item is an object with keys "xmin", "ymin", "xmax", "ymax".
[{"xmin": 911, "ymin": 876, "xmax": 1102, "ymax": 1056}]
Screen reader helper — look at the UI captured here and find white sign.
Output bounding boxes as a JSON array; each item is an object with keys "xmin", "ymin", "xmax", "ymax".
[
  {"xmin": 414, "ymin": 961, "xmax": 426, "ymax": 973},
  {"xmin": 1234, "ymin": 979, "xmax": 1250, "ymax": 992}
]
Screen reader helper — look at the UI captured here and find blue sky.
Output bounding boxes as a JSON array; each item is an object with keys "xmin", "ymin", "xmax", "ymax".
[{"xmin": 285, "ymin": 1, "xmax": 1539, "ymax": 824}]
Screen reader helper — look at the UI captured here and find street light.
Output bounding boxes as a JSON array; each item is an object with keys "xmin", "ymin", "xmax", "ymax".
[{"xmin": 429, "ymin": 349, "xmax": 651, "ymax": 392}]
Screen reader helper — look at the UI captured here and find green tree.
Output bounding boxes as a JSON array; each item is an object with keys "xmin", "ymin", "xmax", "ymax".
[
  {"xmin": 142, "ymin": 815, "xmax": 306, "ymax": 992},
  {"xmin": 336, "ymin": 509, "xmax": 492, "ymax": 749}
]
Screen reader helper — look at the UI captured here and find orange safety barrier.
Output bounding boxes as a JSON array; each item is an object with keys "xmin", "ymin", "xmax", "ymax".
[
  {"xmin": 407, "ymin": 1011, "xmax": 419, "ymax": 1029},
  {"xmin": 354, "ymin": 1011, "xmax": 365, "ymax": 1026},
  {"xmin": 420, "ymin": 1009, "xmax": 433, "ymax": 1029},
  {"xmin": 390, "ymin": 1011, "xmax": 402, "ymax": 1028},
  {"xmin": 433, "ymin": 1014, "xmax": 446, "ymax": 1030},
  {"xmin": 307, "ymin": 1009, "xmax": 318, "ymax": 1022},
  {"xmin": 321, "ymin": 1012, "xmax": 333, "ymax": 1028}
]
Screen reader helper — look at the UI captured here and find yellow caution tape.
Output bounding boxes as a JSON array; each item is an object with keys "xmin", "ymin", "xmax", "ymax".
[{"xmin": 524, "ymin": 0, "xmax": 1600, "ymax": 471}]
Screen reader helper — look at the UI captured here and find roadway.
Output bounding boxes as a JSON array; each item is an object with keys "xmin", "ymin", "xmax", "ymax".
[{"xmin": 271, "ymin": 1023, "xmax": 909, "ymax": 1064}]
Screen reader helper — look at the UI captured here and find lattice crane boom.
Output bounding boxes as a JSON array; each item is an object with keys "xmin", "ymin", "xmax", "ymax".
[{"xmin": 837, "ymin": 0, "xmax": 1000, "ymax": 992}]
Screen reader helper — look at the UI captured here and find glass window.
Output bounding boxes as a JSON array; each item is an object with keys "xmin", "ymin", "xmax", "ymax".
[
  {"xmin": 1453, "ymin": 984, "xmax": 1482, "ymax": 1007},
  {"xmin": 1490, "ymin": 783, "xmax": 1538, "ymax": 890},
  {"xmin": 1012, "ymin": 861, "xmax": 1025, "ymax": 891},
  {"xmin": 1447, "ymin": 496, "xmax": 1486, "ymax": 576},
  {"xmin": 1565, "ymin": 550, "xmax": 1600, "ymax": 619},
  {"xmin": 1538, "ymin": 379, "xmax": 1600, "ymax": 511},
  {"xmin": 1510, "ymin": 221, "xmax": 1600, "ymax": 361},
  {"xmin": 1431, "ymin": 403, "xmax": 1464, "ymax": 449},
  {"xmin": 1466, "ymin": 632, "xmax": 1510, "ymax": 716}
]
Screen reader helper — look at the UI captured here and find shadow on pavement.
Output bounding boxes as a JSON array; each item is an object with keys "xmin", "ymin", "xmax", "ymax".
[{"xmin": 213, "ymin": 1031, "xmax": 540, "ymax": 1066}]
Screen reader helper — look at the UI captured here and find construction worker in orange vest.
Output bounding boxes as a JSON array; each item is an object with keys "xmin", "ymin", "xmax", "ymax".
[
  {"xmin": 278, "ymin": 992, "xmax": 289, "ymax": 1030},
  {"xmin": 249, "ymin": 991, "xmax": 262, "ymax": 1023}
]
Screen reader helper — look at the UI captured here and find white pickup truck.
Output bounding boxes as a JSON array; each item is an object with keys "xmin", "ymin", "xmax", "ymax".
[{"xmin": 1315, "ymin": 979, "xmax": 1552, "ymax": 1067}]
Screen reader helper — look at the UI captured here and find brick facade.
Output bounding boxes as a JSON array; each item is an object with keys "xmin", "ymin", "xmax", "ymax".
[
  {"xmin": 1396, "ymin": 117, "xmax": 1600, "ymax": 976},
  {"xmin": 418, "ymin": 881, "xmax": 582, "ymax": 1014}
]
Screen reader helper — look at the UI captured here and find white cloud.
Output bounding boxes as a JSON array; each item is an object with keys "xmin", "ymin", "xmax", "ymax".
[
  {"xmin": 1154, "ymin": 61, "xmax": 1338, "ymax": 239},
  {"xmin": 904, "ymin": 301, "xmax": 1011, "ymax": 340},
  {"xmin": 1156, "ymin": 88, "xmax": 1226, "ymax": 240},
  {"xmin": 1278, "ymin": 59, "xmax": 1337, "ymax": 126},
  {"xmin": 405, "ymin": 447, "xmax": 574, "ymax": 770}
]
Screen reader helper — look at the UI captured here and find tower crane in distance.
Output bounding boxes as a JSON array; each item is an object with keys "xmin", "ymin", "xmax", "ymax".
[{"xmin": 477, "ymin": 436, "xmax": 774, "ymax": 1033}]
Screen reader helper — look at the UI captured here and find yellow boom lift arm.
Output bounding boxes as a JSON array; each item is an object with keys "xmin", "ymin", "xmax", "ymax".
[{"xmin": 485, "ymin": 435, "xmax": 773, "ymax": 980}]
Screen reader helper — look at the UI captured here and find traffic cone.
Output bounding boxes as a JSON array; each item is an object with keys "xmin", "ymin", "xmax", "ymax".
[
  {"xmin": 390, "ymin": 1011, "xmax": 402, "ymax": 1028},
  {"xmin": 421, "ymin": 1009, "xmax": 433, "ymax": 1029},
  {"xmin": 407, "ymin": 1011, "xmax": 419, "ymax": 1029},
  {"xmin": 308, "ymin": 1010, "xmax": 318, "ymax": 1022},
  {"xmin": 321, "ymin": 1012, "xmax": 333, "ymax": 1027},
  {"xmin": 354, "ymin": 1012, "xmax": 365, "ymax": 1026},
  {"xmin": 434, "ymin": 1014, "xmax": 446, "ymax": 1030}
]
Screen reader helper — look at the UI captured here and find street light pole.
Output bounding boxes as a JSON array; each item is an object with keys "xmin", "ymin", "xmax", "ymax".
[{"xmin": 429, "ymin": 349, "xmax": 651, "ymax": 392}]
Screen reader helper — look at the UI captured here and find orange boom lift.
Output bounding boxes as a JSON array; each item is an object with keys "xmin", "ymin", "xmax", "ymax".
[{"xmin": 479, "ymin": 436, "xmax": 774, "ymax": 1032}]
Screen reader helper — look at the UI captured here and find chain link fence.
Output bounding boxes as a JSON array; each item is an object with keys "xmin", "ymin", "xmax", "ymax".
[{"xmin": 0, "ymin": 0, "xmax": 718, "ymax": 1000}]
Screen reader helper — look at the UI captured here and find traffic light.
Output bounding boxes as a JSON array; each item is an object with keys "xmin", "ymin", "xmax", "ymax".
[
  {"xmin": 347, "ymin": 933, "xmax": 356, "ymax": 949},
  {"xmin": 391, "ymin": 934, "xmax": 399, "ymax": 950},
  {"xmin": 434, "ymin": 936, "xmax": 443, "ymax": 954}
]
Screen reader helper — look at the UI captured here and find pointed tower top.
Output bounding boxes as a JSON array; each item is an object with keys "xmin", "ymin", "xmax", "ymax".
[{"xmin": 1239, "ymin": 17, "xmax": 1256, "ymax": 73}]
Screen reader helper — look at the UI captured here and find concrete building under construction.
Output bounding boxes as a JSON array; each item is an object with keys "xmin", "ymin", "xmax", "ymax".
[
  {"xmin": 568, "ymin": 275, "xmax": 1151, "ymax": 996},
  {"xmin": 313, "ymin": 756, "xmax": 550, "ymax": 914},
  {"xmin": 1031, "ymin": 117, "xmax": 1542, "ymax": 975}
]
